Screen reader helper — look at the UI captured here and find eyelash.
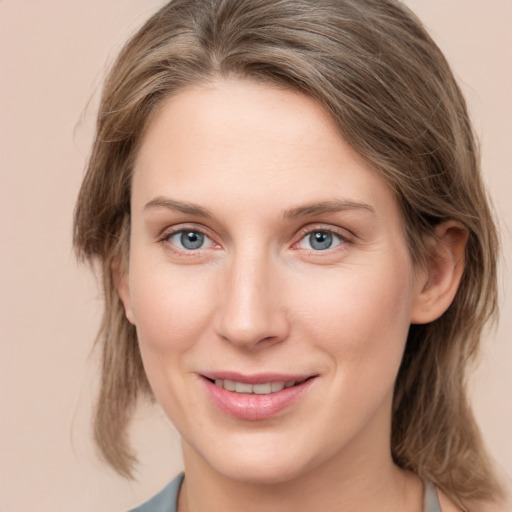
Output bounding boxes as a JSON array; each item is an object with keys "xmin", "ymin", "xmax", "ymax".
[
  {"xmin": 292, "ymin": 225, "xmax": 353, "ymax": 253},
  {"xmin": 158, "ymin": 224, "xmax": 353, "ymax": 255},
  {"xmin": 158, "ymin": 225, "xmax": 219, "ymax": 255}
]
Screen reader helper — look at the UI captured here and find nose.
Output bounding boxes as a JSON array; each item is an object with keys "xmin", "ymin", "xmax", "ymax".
[{"xmin": 215, "ymin": 251, "xmax": 290, "ymax": 349}]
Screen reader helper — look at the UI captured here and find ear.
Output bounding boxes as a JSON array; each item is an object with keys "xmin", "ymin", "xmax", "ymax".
[
  {"xmin": 112, "ymin": 257, "xmax": 136, "ymax": 325},
  {"xmin": 410, "ymin": 221, "xmax": 468, "ymax": 324}
]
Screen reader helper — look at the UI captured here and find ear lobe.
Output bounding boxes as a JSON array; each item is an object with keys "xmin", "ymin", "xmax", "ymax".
[
  {"xmin": 112, "ymin": 257, "xmax": 136, "ymax": 325},
  {"xmin": 410, "ymin": 221, "xmax": 468, "ymax": 325}
]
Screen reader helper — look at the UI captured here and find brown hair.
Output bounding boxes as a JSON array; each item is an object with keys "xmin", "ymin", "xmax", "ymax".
[{"xmin": 74, "ymin": 0, "xmax": 503, "ymax": 505}]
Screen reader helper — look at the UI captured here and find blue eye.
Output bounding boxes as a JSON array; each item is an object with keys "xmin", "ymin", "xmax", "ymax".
[
  {"xmin": 298, "ymin": 230, "xmax": 343, "ymax": 251},
  {"xmin": 309, "ymin": 231, "xmax": 333, "ymax": 250},
  {"xmin": 169, "ymin": 230, "xmax": 209, "ymax": 250}
]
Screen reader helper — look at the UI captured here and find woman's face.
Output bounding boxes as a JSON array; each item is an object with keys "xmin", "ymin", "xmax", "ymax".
[{"xmin": 120, "ymin": 80, "xmax": 426, "ymax": 483}]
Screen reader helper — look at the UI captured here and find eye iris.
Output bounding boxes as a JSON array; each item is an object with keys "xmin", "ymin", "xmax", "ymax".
[
  {"xmin": 309, "ymin": 231, "xmax": 333, "ymax": 250},
  {"xmin": 180, "ymin": 231, "xmax": 204, "ymax": 250}
]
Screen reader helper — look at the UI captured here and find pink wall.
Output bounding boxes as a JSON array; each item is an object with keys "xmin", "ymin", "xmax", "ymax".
[{"xmin": 0, "ymin": 1, "xmax": 510, "ymax": 510}]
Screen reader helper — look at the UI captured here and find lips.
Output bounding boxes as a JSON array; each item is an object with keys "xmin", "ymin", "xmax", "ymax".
[{"xmin": 200, "ymin": 372, "xmax": 317, "ymax": 421}]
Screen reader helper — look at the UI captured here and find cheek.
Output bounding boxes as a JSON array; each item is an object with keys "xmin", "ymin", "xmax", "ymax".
[
  {"xmin": 126, "ymin": 260, "xmax": 219, "ymax": 423},
  {"xmin": 291, "ymin": 260, "xmax": 415, "ymax": 444},
  {"xmin": 128, "ymin": 259, "xmax": 216, "ymax": 357},
  {"xmin": 295, "ymin": 258, "xmax": 415, "ymax": 374}
]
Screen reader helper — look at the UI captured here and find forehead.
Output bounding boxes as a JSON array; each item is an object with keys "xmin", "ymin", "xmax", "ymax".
[{"xmin": 132, "ymin": 79, "xmax": 399, "ymax": 223}]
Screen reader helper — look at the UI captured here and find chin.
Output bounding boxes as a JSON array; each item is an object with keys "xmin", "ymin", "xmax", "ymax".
[{"xmin": 202, "ymin": 442, "xmax": 320, "ymax": 485}]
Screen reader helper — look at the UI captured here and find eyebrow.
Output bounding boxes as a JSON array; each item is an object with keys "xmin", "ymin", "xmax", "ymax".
[
  {"xmin": 143, "ymin": 196, "xmax": 374, "ymax": 219},
  {"xmin": 144, "ymin": 197, "xmax": 212, "ymax": 217},
  {"xmin": 282, "ymin": 199, "xmax": 375, "ymax": 218}
]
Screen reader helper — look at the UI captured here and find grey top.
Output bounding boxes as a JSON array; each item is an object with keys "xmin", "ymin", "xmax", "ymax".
[
  {"xmin": 129, "ymin": 473, "xmax": 442, "ymax": 512},
  {"xmin": 424, "ymin": 480, "xmax": 443, "ymax": 512},
  {"xmin": 128, "ymin": 473, "xmax": 183, "ymax": 512}
]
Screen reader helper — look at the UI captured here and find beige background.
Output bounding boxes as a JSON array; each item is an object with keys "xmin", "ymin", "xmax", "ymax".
[{"xmin": 0, "ymin": 1, "xmax": 510, "ymax": 510}]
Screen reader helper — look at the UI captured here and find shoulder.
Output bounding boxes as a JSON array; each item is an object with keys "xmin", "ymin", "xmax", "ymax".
[{"xmin": 128, "ymin": 473, "xmax": 184, "ymax": 512}]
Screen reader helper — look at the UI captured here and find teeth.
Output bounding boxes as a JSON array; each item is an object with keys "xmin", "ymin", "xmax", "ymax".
[
  {"xmin": 213, "ymin": 379, "xmax": 297, "ymax": 394},
  {"xmin": 253, "ymin": 383, "xmax": 272, "ymax": 394},
  {"xmin": 224, "ymin": 379, "xmax": 236, "ymax": 391},
  {"xmin": 235, "ymin": 382, "xmax": 253, "ymax": 393}
]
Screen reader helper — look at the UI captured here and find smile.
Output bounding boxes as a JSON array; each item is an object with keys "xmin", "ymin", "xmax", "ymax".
[{"xmin": 202, "ymin": 373, "xmax": 317, "ymax": 420}]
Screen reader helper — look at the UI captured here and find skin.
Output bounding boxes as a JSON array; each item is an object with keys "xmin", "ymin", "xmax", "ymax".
[{"xmin": 117, "ymin": 80, "xmax": 466, "ymax": 512}]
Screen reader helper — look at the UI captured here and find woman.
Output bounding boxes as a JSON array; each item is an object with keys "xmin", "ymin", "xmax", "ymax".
[{"xmin": 73, "ymin": 0, "xmax": 507, "ymax": 510}]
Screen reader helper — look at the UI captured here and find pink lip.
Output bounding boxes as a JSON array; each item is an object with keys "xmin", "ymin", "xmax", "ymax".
[{"xmin": 201, "ymin": 373, "xmax": 317, "ymax": 421}]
